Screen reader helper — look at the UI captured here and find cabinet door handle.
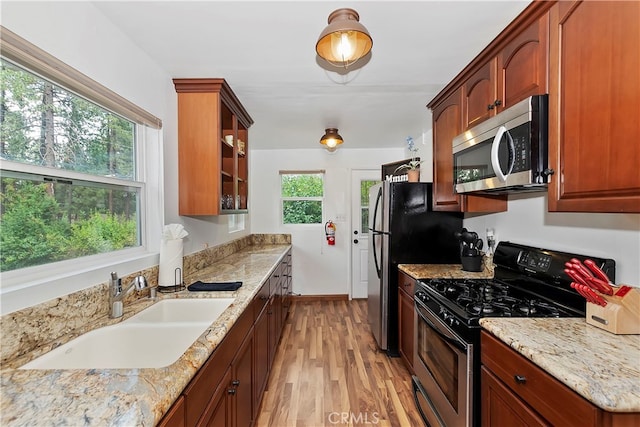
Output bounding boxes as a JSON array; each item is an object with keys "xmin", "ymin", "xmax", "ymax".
[
  {"xmin": 232, "ymin": 380, "xmax": 240, "ymax": 387},
  {"xmin": 228, "ymin": 388, "xmax": 236, "ymax": 395},
  {"xmin": 514, "ymin": 375, "xmax": 527, "ymax": 384},
  {"xmin": 488, "ymin": 104, "xmax": 495, "ymax": 110},
  {"xmin": 494, "ymin": 99, "xmax": 502, "ymax": 107}
]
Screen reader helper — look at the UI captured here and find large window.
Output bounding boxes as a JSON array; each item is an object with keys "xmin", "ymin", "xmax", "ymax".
[
  {"xmin": 0, "ymin": 59, "xmax": 141, "ymax": 272},
  {"xmin": 0, "ymin": 26, "xmax": 163, "ymax": 307},
  {"xmin": 280, "ymin": 172, "xmax": 324, "ymax": 224}
]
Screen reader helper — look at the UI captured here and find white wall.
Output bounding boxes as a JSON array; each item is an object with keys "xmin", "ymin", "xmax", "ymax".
[
  {"xmin": 250, "ymin": 147, "xmax": 404, "ymax": 296},
  {"xmin": 464, "ymin": 194, "xmax": 640, "ymax": 285},
  {"xmin": 1, "ymin": 2, "xmax": 249, "ymax": 312}
]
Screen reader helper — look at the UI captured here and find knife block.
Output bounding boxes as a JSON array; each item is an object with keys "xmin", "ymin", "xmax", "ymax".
[{"xmin": 586, "ymin": 285, "xmax": 640, "ymax": 334}]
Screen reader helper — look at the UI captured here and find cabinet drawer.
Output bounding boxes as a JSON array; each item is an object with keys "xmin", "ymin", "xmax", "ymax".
[{"xmin": 481, "ymin": 331, "xmax": 599, "ymax": 427}]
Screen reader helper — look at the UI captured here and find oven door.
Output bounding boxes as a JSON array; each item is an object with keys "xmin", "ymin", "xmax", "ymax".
[{"xmin": 413, "ymin": 298, "xmax": 473, "ymax": 427}]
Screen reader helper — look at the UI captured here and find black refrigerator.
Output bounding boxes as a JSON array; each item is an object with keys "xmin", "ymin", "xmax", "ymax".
[{"xmin": 367, "ymin": 181, "xmax": 463, "ymax": 355}]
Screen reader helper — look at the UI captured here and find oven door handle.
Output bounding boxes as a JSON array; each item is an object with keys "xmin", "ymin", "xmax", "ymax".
[
  {"xmin": 415, "ymin": 301, "xmax": 467, "ymax": 352},
  {"xmin": 412, "ymin": 375, "xmax": 445, "ymax": 427}
]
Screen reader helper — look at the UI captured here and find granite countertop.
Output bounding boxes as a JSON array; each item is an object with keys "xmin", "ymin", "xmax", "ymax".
[
  {"xmin": 0, "ymin": 243, "xmax": 291, "ymax": 426},
  {"xmin": 480, "ymin": 318, "xmax": 640, "ymax": 412},
  {"xmin": 398, "ymin": 261, "xmax": 494, "ymax": 280}
]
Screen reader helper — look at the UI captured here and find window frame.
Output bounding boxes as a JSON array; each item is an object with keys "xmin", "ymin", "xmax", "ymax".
[
  {"xmin": 280, "ymin": 170, "xmax": 325, "ymax": 226},
  {"xmin": 0, "ymin": 26, "xmax": 163, "ymax": 314}
]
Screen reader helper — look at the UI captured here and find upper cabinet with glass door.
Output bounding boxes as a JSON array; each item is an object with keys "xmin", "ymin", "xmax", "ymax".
[{"xmin": 173, "ymin": 78, "xmax": 253, "ymax": 216}]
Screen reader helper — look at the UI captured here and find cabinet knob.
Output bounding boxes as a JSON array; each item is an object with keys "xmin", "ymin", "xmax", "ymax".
[
  {"xmin": 487, "ymin": 104, "xmax": 495, "ymax": 110},
  {"xmin": 353, "ymin": 239, "xmax": 359, "ymax": 244},
  {"xmin": 494, "ymin": 99, "xmax": 502, "ymax": 107},
  {"xmin": 514, "ymin": 375, "xmax": 527, "ymax": 384},
  {"xmin": 232, "ymin": 380, "xmax": 240, "ymax": 387},
  {"xmin": 228, "ymin": 388, "xmax": 236, "ymax": 395}
]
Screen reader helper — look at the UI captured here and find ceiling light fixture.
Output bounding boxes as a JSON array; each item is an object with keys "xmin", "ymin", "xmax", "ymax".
[
  {"xmin": 315, "ymin": 8, "xmax": 373, "ymax": 69},
  {"xmin": 319, "ymin": 128, "xmax": 344, "ymax": 152}
]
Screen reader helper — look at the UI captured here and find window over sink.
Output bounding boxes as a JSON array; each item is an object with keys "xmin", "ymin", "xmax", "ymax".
[{"xmin": 0, "ymin": 27, "xmax": 163, "ymax": 307}]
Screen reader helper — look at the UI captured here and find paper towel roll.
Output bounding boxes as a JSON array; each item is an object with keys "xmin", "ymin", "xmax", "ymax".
[{"xmin": 159, "ymin": 238, "xmax": 184, "ymax": 288}]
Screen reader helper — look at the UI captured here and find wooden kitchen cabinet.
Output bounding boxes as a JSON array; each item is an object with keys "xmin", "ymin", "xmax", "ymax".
[
  {"xmin": 281, "ymin": 250, "xmax": 292, "ymax": 323},
  {"xmin": 547, "ymin": 0, "xmax": 640, "ymax": 213},
  {"xmin": 158, "ymin": 395, "xmax": 186, "ymax": 427},
  {"xmin": 253, "ymin": 259, "xmax": 289, "ymax": 419},
  {"xmin": 230, "ymin": 330, "xmax": 254, "ymax": 427},
  {"xmin": 428, "ymin": 2, "xmax": 554, "ymax": 213},
  {"xmin": 397, "ymin": 271, "xmax": 415, "ymax": 373},
  {"xmin": 463, "ymin": 13, "xmax": 549, "ymax": 130},
  {"xmin": 431, "ymin": 88, "xmax": 508, "ymax": 212},
  {"xmin": 253, "ymin": 290, "xmax": 270, "ymax": 418},
  {"xmin": 481, "ymin": 331, "xmax": 640, "ymax": 427},
  {"xmin": 173, "ymin": 78, "xmax": 253, "ymax": 216}
]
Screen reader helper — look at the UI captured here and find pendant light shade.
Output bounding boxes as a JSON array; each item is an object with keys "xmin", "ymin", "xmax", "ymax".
[
  {"xmin": 316, "ymin": 8, "xmax": 373, "ymax": 69},
  {"xmin": 319, "ymin": 128, "xmax": 344, "ymax": 151}
]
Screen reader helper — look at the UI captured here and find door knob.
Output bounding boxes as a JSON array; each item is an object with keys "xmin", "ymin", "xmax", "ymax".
[{"xmin": 354, "ymin": 239, "xmax": 359, "ymax": 244}]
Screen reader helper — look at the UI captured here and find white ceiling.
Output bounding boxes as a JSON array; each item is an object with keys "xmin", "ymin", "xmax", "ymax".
[{"xmin": 92, "ymin": 0, "xmax": 529, "ymax": 150}]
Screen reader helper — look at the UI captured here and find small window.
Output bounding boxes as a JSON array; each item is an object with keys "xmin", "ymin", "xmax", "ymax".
[
  {"xmin": 359, "ymin": 180, "xmax": 379, "ymax": 233},
  {"xmin": 280, "ymin": 172, "xmax": 324, "ymax": 224}
]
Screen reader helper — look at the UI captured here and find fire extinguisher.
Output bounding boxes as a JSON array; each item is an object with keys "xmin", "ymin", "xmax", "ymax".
[{"xmin": 325, "ymin": 220, "xmax": 336, "ymax": 246}]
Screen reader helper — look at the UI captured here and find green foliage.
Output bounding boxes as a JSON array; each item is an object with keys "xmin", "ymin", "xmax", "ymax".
[
  {"xmin": 281, "ymin": 174, "xmax": 323, "ymax": 197},
  {"xmin": 0, "ymin": 180, "xmax": 70, "ymax": 270},
  {"xmin": 281, "ymin": 174, "xmax": 323, "ymax": 224},
  {"xmin": 283, "ymin": 200, "xmax": 322, "ymax": 224},
  {"xmin": 0, "ymin": 59, "xmax": 139, "ymax": 272},
  {"xmin": 68, "ymin": 212, "xmax": 137, "ymax": 257},
  {"xmin": 0, "ymin": 178, "xmax": 138, "ymax": 272}
]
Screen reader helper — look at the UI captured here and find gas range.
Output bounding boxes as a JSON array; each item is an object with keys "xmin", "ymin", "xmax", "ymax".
[
  {"xmin": 411, "ymin": 241, "xmax": 616, "ymax": 427},
  {"xmin": 417, "ymin": 277, "xmax": 579, "ymax": 324},
  {"xmin": 415, "ymin": 242, "xmax": 616, "ymax": 336}
]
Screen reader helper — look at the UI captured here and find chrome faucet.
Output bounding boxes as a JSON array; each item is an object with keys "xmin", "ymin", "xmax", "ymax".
[{"xmin": 109, "ymin": 272, "xmax": 149, "ymax": 318}]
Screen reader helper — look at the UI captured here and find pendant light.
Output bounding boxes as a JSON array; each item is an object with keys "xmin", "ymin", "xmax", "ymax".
[
  {"xmin": 319, "ymin": 128, "xmax": 344, "ymax": 152},
  {"xmin": 316, "ymin": 8, "xmax": 373, "ymax": 69}
]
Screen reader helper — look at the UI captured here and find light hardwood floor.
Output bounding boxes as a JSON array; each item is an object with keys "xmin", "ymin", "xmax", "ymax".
[{"xmin": 255, "ymin": 299, "xmax": 424, "ymax": 427}]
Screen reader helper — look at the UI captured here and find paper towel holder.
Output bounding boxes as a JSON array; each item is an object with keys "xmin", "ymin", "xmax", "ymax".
[{"xmin": 158, "ymin": 267, "xmax": 185, "ymax": 293}]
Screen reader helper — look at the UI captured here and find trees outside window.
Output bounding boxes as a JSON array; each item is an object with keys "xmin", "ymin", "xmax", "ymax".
[
  {"xmin": 0, "ymin": 59, "xmax": 140, "ymax": 272},
  {"xmin": 281, "ymin": 173, "xmax": 323, "ymax": 224}
]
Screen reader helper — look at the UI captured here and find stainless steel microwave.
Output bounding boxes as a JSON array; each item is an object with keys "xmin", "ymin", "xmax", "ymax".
[{"xmin": 452, "ymin": 95, "xmax": 551, "ymax": 194}]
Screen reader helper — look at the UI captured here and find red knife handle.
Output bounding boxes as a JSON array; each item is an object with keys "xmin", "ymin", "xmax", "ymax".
[
  {"xmin": 584, "ymin": 259, "xmax": 612, "ymax": 283},
  {"xmin": 571, "ymin": 282, "xmax": 592, "ymax": 303},
  {"xmin": 581, "ymin": 284, "xmax": 607, "ymax": 307},
  {"xmin": 565, "ymin": 268, "xmax": 588, "ymax": 287},
  {"xmin": 570, "ymin": 259, "xmax": 595, "ymax": 281},
  {"xmin": 588, "ymin": 277, "xmax": 614, "ymax": 296}
]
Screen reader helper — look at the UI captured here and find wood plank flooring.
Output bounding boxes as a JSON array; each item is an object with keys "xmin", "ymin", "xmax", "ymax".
[{"xmin": 255, "ymin": 299, "xmax": 424, "ymax": 427}]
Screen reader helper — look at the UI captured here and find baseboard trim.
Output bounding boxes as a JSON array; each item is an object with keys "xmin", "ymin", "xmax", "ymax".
[{"xmin": 290, "ymin": 294, "xmax": 349, "ymax": 302}]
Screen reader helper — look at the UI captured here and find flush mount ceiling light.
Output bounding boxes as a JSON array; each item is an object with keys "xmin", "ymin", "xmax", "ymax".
[
  {"xmin": 319, "ymin": 128, "xmax": 344, "ymax": 152},
  {"xmin": 315, "ymin": 8, "xmax": 373, "ymax": 69}
]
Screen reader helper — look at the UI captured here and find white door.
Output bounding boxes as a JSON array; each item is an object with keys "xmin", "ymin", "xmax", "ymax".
[{"xmin": 350, "ymin": 170, "xmax": 381, "ymax": 299}]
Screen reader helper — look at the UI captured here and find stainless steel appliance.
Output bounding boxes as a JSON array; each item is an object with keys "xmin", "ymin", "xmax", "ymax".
[
  {"xmin": 367, "ymin": 181, "xmax": 462, "ymax": 355},
  {"xmin": 452, "ymin": 95, "xmax": 551, "ymax": 194},
  {"xmin": 411, "ymin": 241, "xmax": 615, "ymax": 426}
]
